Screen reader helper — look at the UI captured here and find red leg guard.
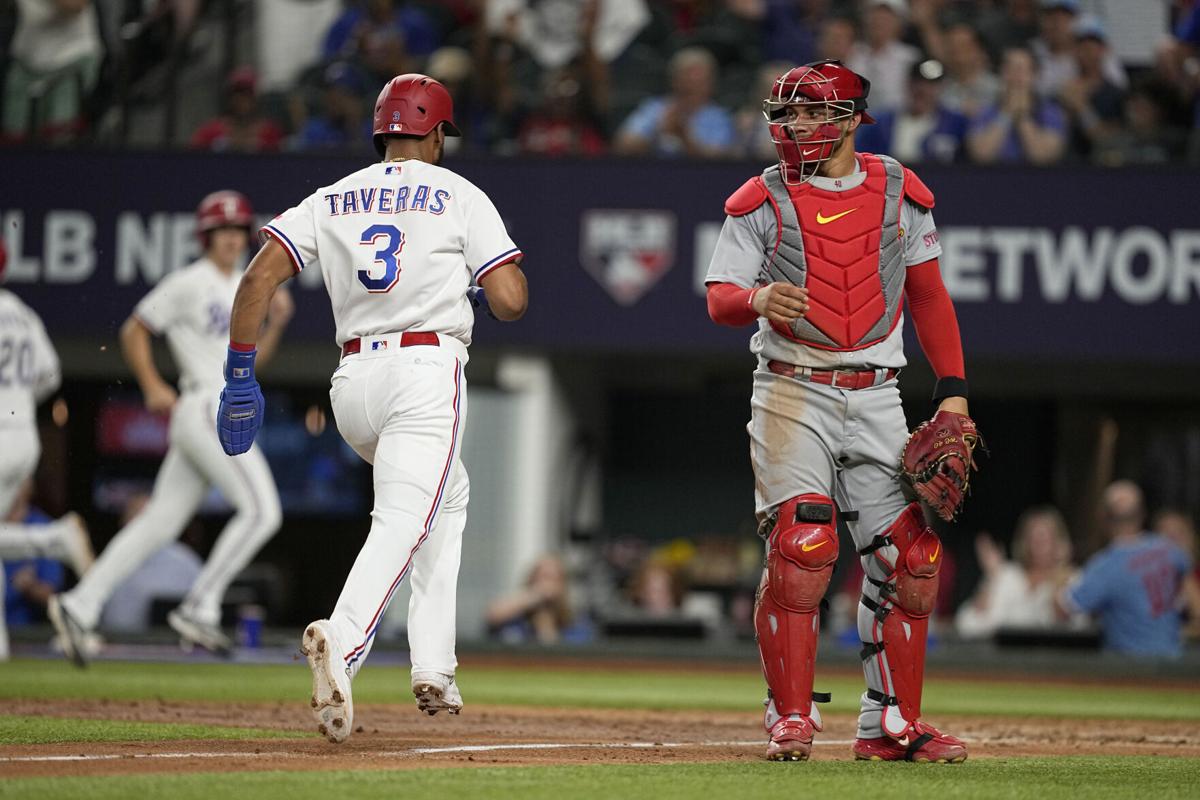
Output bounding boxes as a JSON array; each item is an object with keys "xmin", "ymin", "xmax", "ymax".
[
  {"xmin": 862, "ymin": 502, "xmax": 941, "ymax": 737},
  {"xmin": 754, "ymin": 494, "xmax": 838, "ymax": 718}
]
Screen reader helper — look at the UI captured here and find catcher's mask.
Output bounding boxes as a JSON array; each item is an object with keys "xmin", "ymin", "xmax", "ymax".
[{"xmin": 763, "ymin": 60, "xmax": 874, "ymax": 185}]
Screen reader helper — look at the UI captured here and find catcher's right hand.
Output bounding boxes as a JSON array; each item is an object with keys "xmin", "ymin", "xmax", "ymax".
[{"xmin": 900, "ymin": 410, "xmax": 984, "ymax": 521}]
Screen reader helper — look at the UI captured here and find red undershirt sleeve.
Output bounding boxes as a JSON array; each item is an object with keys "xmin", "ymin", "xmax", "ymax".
[
  {"xmin": 706, "ymin": 282, "xmax": 760, "ymax": 327},
  {"xmin": 904, "ymin": 258, "xmax": 965, "ymax": 379}
]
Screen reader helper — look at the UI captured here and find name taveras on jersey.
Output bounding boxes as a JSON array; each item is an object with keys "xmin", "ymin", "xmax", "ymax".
[{"xmin": 321, "ymin": 185, "xmax": 450, "ymax": 217}]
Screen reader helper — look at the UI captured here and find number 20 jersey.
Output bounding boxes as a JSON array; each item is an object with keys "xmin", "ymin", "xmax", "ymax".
[{"xmin": 262, "ymin": 160, "xmax": 521, "ymax": 349}]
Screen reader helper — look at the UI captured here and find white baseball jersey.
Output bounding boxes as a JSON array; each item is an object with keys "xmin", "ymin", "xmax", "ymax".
[
  {"xmin": 133, "ymin": 258, "xmax": 240, "ymax": 394},
  {"xmin": 0, "ymin": 288, "xmax": 61, "ymax": 427},
  {"xmin": 262, "ymin": 160, "xmax": 521, "ymax": 348}
]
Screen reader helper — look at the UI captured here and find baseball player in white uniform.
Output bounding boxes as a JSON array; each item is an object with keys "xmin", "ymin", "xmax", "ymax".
[
  {"xmin": 216, "ymin": 73, "xmax": 527, "ymax": 744},
  {"xmin": 0, "ymin": 240, "xmax": 94, "ymax": 659},
  {"xmin": 49, "ymin": 191, "xmax": 293, "ymax": 666}
]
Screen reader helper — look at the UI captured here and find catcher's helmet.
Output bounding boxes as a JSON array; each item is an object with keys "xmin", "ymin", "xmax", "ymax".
[
  {"xmin": 372, "ymin": 73, "xmax": 462, "ymax": 157},
  {"xmin": 196, "ymin": 190, "xmax": 254, "ymax": 245},
  {"xmin": 763, "ymin": 60, "xmax": 874, "ymax": 184}
]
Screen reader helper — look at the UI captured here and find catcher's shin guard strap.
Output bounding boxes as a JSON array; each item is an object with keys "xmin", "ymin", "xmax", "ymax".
[
  {"xmin": 860, "ymin": 503, "xmax": 941, "ymax": 737},
  {"xmin": 858, "ymin": 533, "xmax": 891, "ymax": 556},
  {"xmin": 755, "ymin": 494, "xmax": 839, "ymax": 718}
]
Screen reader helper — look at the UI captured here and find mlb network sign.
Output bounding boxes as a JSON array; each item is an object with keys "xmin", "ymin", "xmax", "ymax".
[
  {"xmin": 0, "ymin": 209, "xmax": 326, "ymax": 291},
  {"xmin": 691, "ymin": 222, "xmax": 1200, "ymax": 305}
]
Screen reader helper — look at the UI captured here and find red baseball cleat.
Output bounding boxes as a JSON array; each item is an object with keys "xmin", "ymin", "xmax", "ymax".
[
  {"xmin": 766, "ymin": 716, "xmax": 817, "ymax": 762},
  {"xmin": 853, "ymin": 721, "xmax": 967, "ymax": 764}
]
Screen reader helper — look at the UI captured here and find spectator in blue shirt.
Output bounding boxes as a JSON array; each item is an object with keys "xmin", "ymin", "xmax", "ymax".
[
  {"xmin": 292, "ymin": 62, "xmax": 373, "ymax": 152},
  {"xmin": 1061, "ymin": 481, "xmax": 1192, "ymax": 658},
  {"xmin": 967, "ymin": 46, "xmax": 1067, "ymax": 165},
  {"xmin": 614, "ymin": 47, "xmax": 735, "ymax": 158},
  {"xmin": 857, "ymin": 59, "xmax": 970, "ymax": 164}
]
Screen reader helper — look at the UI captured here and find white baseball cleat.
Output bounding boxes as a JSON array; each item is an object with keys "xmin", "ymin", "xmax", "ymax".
[
  {"xmin": 168, "ymin": 608, "xmax": 233, "ymax": 656},
  {"xmin": 48, "ymin": 595, "xmax": 90, "ymax": 669},
  {"xmin": 412, "ymin": 672, "xmax": 463, "ymax": 715},
  {"xmin": 57, "ymin": 513, "xmax": 94, "ymax": 577},
  {"xmin": 302, "ymin": 620, "xmax": 354, "ymax": 743}
]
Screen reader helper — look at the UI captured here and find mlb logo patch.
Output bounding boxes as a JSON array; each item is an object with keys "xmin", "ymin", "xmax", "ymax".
[
  {"xmin": 580, "ymin": 210, "xmax": 677, "ymax": 306},
  {"xmin": 371, "ymin": 341, "xmax": 388, "ymax": 351},
  {"xmin": 389, "ymin": 123, "xmax": 404, "ymax": 132},
  {"xmin": 232, "ymin": 367, "xmax": 250, "ymax": 379}
]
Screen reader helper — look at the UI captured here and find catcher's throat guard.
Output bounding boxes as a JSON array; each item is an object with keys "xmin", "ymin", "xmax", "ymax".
[{"xmin": 755, "ymin": 494, "xmax": 838, "ymax": 719}]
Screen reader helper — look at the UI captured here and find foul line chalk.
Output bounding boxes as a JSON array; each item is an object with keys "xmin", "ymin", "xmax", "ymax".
[{"xmin": 0, "ymin": 739, "xmax": 862, "ymax": 764}]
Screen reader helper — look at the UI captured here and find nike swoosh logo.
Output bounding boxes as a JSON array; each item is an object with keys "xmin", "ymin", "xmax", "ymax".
[
  {"xmin": 816, "ymin": 208, "xmax": 859, "ymax": 225},
  {"xmin": 802, "ymin": 148, "xmax": 820, "ymax": 158},
  {"xmin": 929, "ymin": 544, "xmax": 941, "ymax": 563},
  {"xmin": 801, "ymin": 540, "xmax": 827, "ymax": 552}
]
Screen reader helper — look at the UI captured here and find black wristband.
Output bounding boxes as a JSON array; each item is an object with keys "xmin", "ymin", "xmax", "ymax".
[{"xmin": 932, "ymin": 376, "xmax": 968, "ymax": 402}]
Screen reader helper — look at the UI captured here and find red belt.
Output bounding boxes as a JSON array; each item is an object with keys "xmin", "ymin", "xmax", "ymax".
[
  {"xmin": 767, "ymin": 360, "xmax": 897, "ymax": 390},
  {"xmin": 341, "ymin": 331, "xmax": 439, "ymax": 357}
]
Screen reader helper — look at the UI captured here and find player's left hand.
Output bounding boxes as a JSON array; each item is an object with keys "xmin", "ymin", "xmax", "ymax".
[
  {"xmin": 217, "ymin": 346, "xmax": 265, "ymax": 456},
  {"xmin": 900, "ymin": 409, "xmax": 985, "ymax": 521},
  {"xmin": 468, "ymin": 286, "xmax": 497, "ymax": 320}
]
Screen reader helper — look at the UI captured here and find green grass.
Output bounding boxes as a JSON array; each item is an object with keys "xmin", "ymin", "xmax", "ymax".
[
  {"xmin": 1, "ymin": 659, "xmax": 1197, "ymax": 723},
  {"xmin": 1, "ymin": 758, "xmax": 1197, "ymax": 800},
  {"xmin": 0, "ymin": 715, "xmax": 294, "ymax": 745}
]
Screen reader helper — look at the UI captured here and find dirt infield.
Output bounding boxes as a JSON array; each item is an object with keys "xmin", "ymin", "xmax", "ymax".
[{"xmin": 4, "ymin": 698, "xmax": 1199, "ymax": 779}]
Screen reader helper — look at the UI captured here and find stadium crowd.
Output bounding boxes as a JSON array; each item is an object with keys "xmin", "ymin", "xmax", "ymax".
[{"xmin": 4, "ymin": 0, "xmax": 1200, "ymax": 165}]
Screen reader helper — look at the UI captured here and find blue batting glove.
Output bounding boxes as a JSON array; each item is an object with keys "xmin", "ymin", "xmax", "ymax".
[
  {"xmin": 217, "ymin": 346, "xmax": 265, "ymax": 456},
  {"xmin": 467, "ymin": 286, "xmax": 497, "ymax": 320}
]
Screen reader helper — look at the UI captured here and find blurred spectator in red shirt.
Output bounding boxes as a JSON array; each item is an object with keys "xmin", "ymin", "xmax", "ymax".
[
  {"xmin": 1153, "ymin": 508, "xmax": 1200, "ymax": 639},
  {"xmin": 517, "ymin": 65, "xmax": 608, "ymax": 156},
  {"xmin": 190, "ymin": 68, "xmax": 284, "ymax": 152}
]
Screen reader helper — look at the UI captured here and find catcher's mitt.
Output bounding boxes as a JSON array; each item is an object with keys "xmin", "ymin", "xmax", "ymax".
[{"xmin": 900, "ymin": 410, "xmax": 984, "ymax": 521}]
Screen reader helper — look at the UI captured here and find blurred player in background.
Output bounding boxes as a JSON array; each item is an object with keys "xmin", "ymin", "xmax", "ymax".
[
  {"xmin": 216, "ymin": 73, "xmax": 527, "ymax": 743},
  {"xmin": 48, "ymin": 191, "xmax": 293, "ymax": 666},
  {"xmin": 705, "ymin": 61, "xmax": 982, "ymax": 763},
  {"xmin": 0, "ymin": 239, "xmax": 94, "ymax": 660}
]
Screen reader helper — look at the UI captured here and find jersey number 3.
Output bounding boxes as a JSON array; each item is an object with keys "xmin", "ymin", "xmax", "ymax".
[{"xmin": 357, "ymin": 224, "xmax": 405, "ymax": 293}]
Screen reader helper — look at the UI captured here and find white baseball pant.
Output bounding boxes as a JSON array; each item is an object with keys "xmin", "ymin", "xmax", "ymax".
[
  {"xmin": 323, "ymin": 334, "xmax": 469, "ymax": 682},
  {"xmin": 747, "ymin": 364, "xmax": 916, "ymax": 739}
]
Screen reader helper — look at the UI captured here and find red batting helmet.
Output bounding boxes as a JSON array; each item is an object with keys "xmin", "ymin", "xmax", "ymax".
[
  {"xmin": 372, "ymin": 73, "xmax": 461, "ymax": 156},
  {"xmin": 196, "ymin": 190, "xmax": 254, "ymax": 245},
  {"xmin": 763, "ymin": 60, "xmax": 874, "ymax": 184}
]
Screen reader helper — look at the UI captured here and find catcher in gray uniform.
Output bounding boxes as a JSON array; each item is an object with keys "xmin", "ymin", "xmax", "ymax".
[{"xmin": 704, "ymin": 60, "xmax": 983, "ymax": 763}]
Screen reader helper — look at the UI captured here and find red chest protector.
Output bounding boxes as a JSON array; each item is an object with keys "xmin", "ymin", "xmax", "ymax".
[
  {"xmin": 784, "ymin": 158, "xmax": 892, "ymax": 348},
  {"xmin": 725, "ymin": 153, "xmax": 932, "ymax": 351}
]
